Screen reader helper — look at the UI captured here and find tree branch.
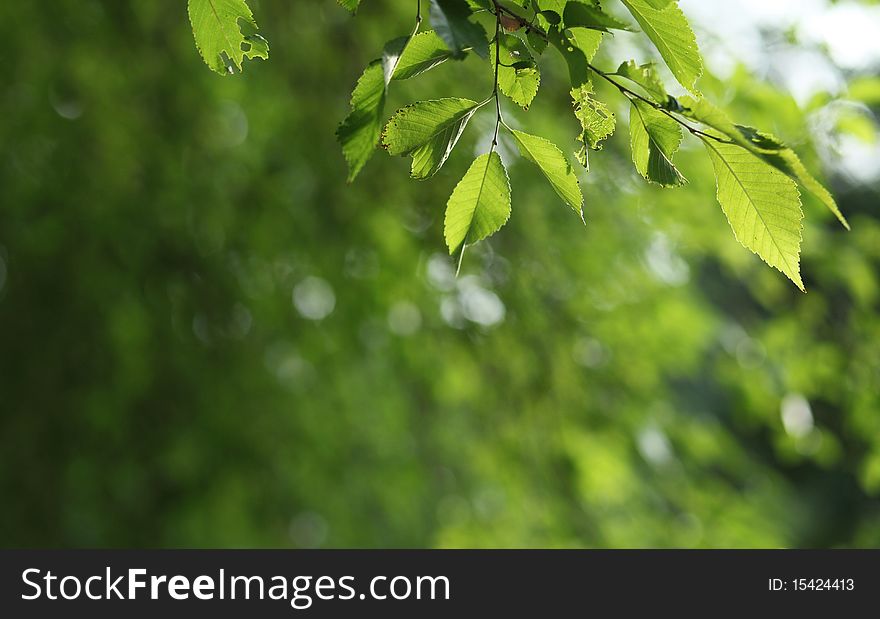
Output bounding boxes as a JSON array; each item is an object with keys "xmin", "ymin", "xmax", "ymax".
[
  {"xmin": 587, "ymin": 63, "xmax": 732, "ymax": 144},
  {"xmin": 490, "ymin": 1, "xmax": 504, "ymax": 150},
  {"xmin": 487, "ymin": 1, "xmax": 731, "ymax": 145}
]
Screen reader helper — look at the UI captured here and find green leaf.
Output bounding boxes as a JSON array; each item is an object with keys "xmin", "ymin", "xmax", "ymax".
[
  {"xmin": 339, "ymin": 30, "xmax": 456, "ymax": 182},
  {"xmin": 381, "ymin": 36, "xmax": 410, "ymax": 87},
  {"xmin": 703, "ymin": 138, "xmax": 805, "ymax": 291},
  {"xmin": 511, "ymin": 129, "xmax": 584, "ymax": 220},
  {"xmin": 429, "ymin": 0, "xmax": 488, "ymax": 59},
  {"xmin": 565, "ymin": 27, "xmax": 604, "ymax": 61},
  {"xmin": 563, "ymin": 2, "xmax": 634, "ymax": 32},
  {"xmin": 619, "ymin": 0, "xmax": 702, "ymax": 93},
  {"xmin": 381, "ymin": 98, "xmax": 481, "ymax": 179},
  {"xmin": 527, "ymin": 29, "xmax": 548, "ymax": 55},
  {"xmin": 550, "ymin": 26, "xmax": 603, "ymax": 88},
  {"xmin": 497, "ymin": 35, "xmax": 541, "ymax": 109},
  {"xmin": 678, "ymin": 96, "xmax": 739, "ymax": 138},
  {"xmin": 616, "ymin": 60, "xmax": 668, "ymax": 103},
  {"xmin": 444, "ymin": 152, "xmax": 512, "ymax": 254},
  {"xmin": 536, "ymin": 0, "xmax": 567, "ymax": 15},
  {"xmin": 188, "ymin": 0, "xmax": 269, "ymax": 75},
  {"xmin": 540, "ymin": 10, "xmax": 562, "ymax": 25},
  {"xmin": 733, "ymin": 127, "xmax": 850, "ymax": 231},
  {"xmin": 337, "ymin": 61, "xmax": 386, "ymax": 182},
  {"xmin": 681, "ymin": 97, "xmax": 849, "ymax": 229},
  {"xmin": 337, "ymin": 0, "xmax": 362, "ymax": 13},
  {"xmin": 629, "ymin": 99, "xmax": 687, "ymax": 187},
  {"xmin": 571, "ymin": 83, "xmax": 616, "ymax": 166},
  {"xmin": 391, "ymin": 30, "xmax": 455, "ymax": 81},
  {"xmin": 764, "ymin": 147, "xmax": 849, "ymax": 230}
]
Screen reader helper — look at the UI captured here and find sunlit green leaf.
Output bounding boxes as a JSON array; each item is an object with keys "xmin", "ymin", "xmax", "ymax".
[
  {"xmin": 381, "ymin": 36, "xmax": 411, "ymax": 87},
  {"xmin": 629, "ymin": 99, "xmax": 686, "ymax": 187},
  {"xmin": 682, "ymin": 97, "xmax": 849, "ymax": 229},
  {"xmin": 391, "ymin": 30, "xmax": 455, "ymax": 81},
  {"xmin": 444, "ymin": 152, "xmax": 512, "ymax": 253},
  {"xmin": 337, "ymin": 62, "xmax": 386, "ymax": 181},
  {"xmin": 510, "ymin": 129, "xmax": 584, "ymax": 219},
  {"xmin": 550, "ymin": 25, "xmax": 603, "ymax": 88},
  {"xmin": 736, "ymin": 127, "xmax": 850, "ymax": 231},
  {"xmin": 337, "ymin": 0, "xmax": 362, "ymax": 14},
  {"xmin": 619, "ymin": 0, "xmax": 702, "ymax": 93},
  {"xmin": 188, "ymin": 0, "xmax": 269, "ymax": 75},
  {"xmin": 382, "ymin": 98, "xmax": 481, "ymax": 179},
  {"xmin": 703, "ymin": 138, "xmax": 805, "ymax": 291},
  {"xmin": 571, "ymin": 83, "xmax": 616, "ymax": 166},
  {"xmin": 616, "ymin": 60, "xmax": 668, "ymax": 104},
  {"xmin": 497, "ymin": 35, "xmax": 541, "ymax": 109}
]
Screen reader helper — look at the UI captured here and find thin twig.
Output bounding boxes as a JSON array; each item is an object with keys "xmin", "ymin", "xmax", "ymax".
[
  {"xmin": 489, "ymin": 1, "xmax": 731, "ymax": 144},
  {"xmin": 489, "ymin": 2, "xmax": 505, "ymax": 151},
  {"xmin": 587, "ymin": 63, "xmax": 732, "ymax": 144},
  {"xmin": 410, "ymin": 0, "xmax": 422, "ymax": 39},
  {"xmin": 458, "ymin": 1, "xmax": 505, "ymax": 276}
]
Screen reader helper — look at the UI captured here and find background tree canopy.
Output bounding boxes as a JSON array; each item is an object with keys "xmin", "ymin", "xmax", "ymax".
[{"xmin": 1, "ymin": 0, "xmax": 879, "ymax": 548}]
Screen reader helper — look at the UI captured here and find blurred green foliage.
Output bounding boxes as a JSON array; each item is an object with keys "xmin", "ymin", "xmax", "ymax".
[{"xmin": 0, "ymin": 0, "xmax": 878, "ymax": 548}]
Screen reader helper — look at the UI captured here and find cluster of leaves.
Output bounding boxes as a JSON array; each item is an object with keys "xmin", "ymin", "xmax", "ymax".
[{"xmin": 189, "ymin": 0, "xmax": 849, "ymax": 290}]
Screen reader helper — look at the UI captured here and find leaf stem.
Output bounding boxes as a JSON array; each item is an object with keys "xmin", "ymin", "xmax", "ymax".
[
  {"xmin": 458, "ymin": 1, "xmax": 507, "ymax": 275},
  {"xmin": 490, "ymin": 1, "xmax": 504, "ymax": 151},
  {"xmin": 496, "ymin": 3, "xmax": 547, "ymax": 41},
  {"xmin": 411, "ymin": 0, "xmax": 423, "ymax": 39},
  {"xmin": 587, "ymin": 62, "xmax": 732, "ymax": 144},
  {"xmin": 488, "ymin": 1, "xmax": 731, "ymax": 145}
]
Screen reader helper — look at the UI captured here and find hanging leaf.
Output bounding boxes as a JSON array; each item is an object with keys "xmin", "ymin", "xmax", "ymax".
[
  {"xmin": 550, "ymin": 26, "xmax": 603, "ymax": 88},
  {"xmin": 444, "ymin": 152, "xmax": 512, "ymax": 253},
  {"xmin": 571, "ymin": 83, "xmax": 616, "ymax": 166},
  {"xmin": 497, "ymin": 35, "xmax": 541, "ymax": 109},
  {"xmin": 430, "ymin": 0, "xmax": 488, "ymax": 59},
  {"xmin": 188, "ymin": 0, "xmax": 269, "ymax": 75},
  {"xmin": 536, "ymin": 0, "xmax": 567, "ymax": 16},
  {"xmin": 728, "ymin": 127, "xmax": 850, "ymax": 231},
  {"xmin": 332, "ymin": 0, "xmax": 844, "ymax": 286},
  {"xmin": 703, "ymin": 138, "xmax": 805, "ymax": 291},
  {"xmin": 337, "ymin": 0, "xmax": 362, "ymax": 14},
  {"xmin": 759, "ymin": 145, "xmax": 849, "ymax": 230},
  {"xmin": 619, "ymin": 0, "xmax": 702, "ymax": 93},
  {"xmin": 337, "ymin": 62, "xmax": 386, "ymax": 182},
  {"xmin": 510, "ymin": 129, "xmax": 585, "ymax": 220},
  {"xmin": 616, "ymin": 60, "xmax": 668, "ymax": 104},
  {"xmin": 527, "ymin": 28, "xmax": 548, "ymax": 55},
  {"xmin": 339, "ymin": 30, "xmax": 460, "ymax": 182},
  {"xmin": 392, "ymin": 30, "xmax": 456, "ymax": 81},
  {"xmin": 682, "ymin": 97, "xmax": 849, "ymax": 229},
  {"xmin": 382, "ymin": 98, "xmax": 482, "ymax": 179},
  {"xmin": 629, "ymin": 99, "xmax": 687, "ymax": 187},
  {"xmin": 382, "ymin": 36, "xmax": 411, "ymax": 87},
  {"xmin": 678, "ymin": 96, "xmax": 741, "ymax": 139},
  {"xmin": 563, "ymin": 2, "xmax": 635, "ymax": 32}
]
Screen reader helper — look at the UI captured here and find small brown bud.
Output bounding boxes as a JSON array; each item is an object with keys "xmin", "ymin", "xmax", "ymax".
[{"xmin": 500, "ymin": 14, "xmax": 523, "ymax": 32}]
